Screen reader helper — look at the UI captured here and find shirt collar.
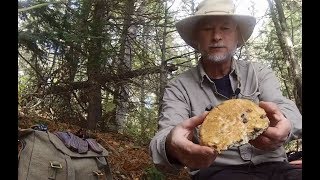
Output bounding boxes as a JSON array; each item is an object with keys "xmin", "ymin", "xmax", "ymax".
[{"xmin": 198, "ymin": 57, "xmax": 239, "ymax": 86}]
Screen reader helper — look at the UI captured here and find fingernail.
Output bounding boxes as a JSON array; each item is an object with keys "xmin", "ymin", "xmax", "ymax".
[{"xmin": 205, "ymin": 104, "xmax": 213, "ymax": 111}]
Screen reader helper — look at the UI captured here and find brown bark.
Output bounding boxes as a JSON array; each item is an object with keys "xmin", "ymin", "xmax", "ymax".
[{"xmin": 86, "ymin": 0, "xmax": 106, "ymax": 130}]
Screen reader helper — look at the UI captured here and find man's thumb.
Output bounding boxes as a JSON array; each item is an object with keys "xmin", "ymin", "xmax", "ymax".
[{"xmin": 183, "ymin": 111, "xmax": 209, "ymax": 129}]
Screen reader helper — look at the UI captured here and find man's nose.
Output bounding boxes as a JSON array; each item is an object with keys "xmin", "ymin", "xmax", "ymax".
[{"xmin": 211, "ymin": 29, "xmax": 222, "ymax": 41}]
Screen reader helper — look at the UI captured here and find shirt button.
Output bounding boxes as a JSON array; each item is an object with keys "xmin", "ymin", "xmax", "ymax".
[
  {"xmin": 242, "ymin": 153, "xmax": 251, "ymax": 160},
  {"xmin": 239, "ymin": 144, "xmax": 252, "ymax": 160}
]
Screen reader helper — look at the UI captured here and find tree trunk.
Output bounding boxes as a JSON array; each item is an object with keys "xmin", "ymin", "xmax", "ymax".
[
  {"xmin": 114, "ymin": 0, "xmax": 135, "ymax": 133},
  {"xmin": 267, "ymin": 0, "xmax": 302, "ymax": 112},
  {"xmin": 273, "ymin": 56, "xmax": 293, "ymax": 100},
  {"xmin": 139, "ymin": 75, "xmax": 147, "ymax": 139},
  {"xmin": 139, "ymin": 2, "xmax": 150, "ymax": 139},
  {"xmin": 191, "ymin": 0, "xmax": 199, "ymax": 61},
  {"xmin": 158, "ymin": 1, "xmax": 169, "ymax": 115},
  {"xmin": 86, "ymin": 0, "xmax": 106, "ymax": 130}
]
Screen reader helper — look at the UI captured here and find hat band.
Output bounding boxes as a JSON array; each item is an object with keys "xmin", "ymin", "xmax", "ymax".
[{"xmin": 204, "ymin": 10, "xmax": 233, "ymax": 14}]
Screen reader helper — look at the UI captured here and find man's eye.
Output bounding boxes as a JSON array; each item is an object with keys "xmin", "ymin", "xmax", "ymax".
[
  {"xmin": 222, "ymin": 27, "xmax": 230, "ymax": 30},
  {"xmin": 202, "ymin": 27, "xmax": 212, "ymax": 31}
]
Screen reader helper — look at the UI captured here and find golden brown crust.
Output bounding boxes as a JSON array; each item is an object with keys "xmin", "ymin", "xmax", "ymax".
[{"xmin": 199, "ymin": 99, "xmax": 270, "ymax": 153}]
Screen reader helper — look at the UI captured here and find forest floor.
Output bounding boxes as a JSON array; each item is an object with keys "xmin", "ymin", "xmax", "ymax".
[
  {"xmin": 18, "ymin": 113, "xmax": 191, "ymax": 180},
  {"xmin": 18, "ymin": 112, "xmax": 302, "ymax": 179}
]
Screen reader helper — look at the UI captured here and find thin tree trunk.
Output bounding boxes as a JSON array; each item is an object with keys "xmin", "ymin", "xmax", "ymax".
[
  {"xmin": 86, "ymin": 0, "xmax": 106, "ymax": 130},
  {"xmin": 158, "ymin": 1, "xmax": 169, "ymax": 113},
  {"xmin": 114, "ymin": 0, "xmax": 135, "ymax": 133},
  {"xmin": 267, "ymin": 0, "xmax": 302, "ymax": 112},
  {"xmin": 139, "ymin": 75, "xmax": 147, "ymax": 140},
  {"xmin": 273, "ymin": 56, "xmax": 293, "ymax": 99},
  {"xmin": 140, "ymin": 3, "xmax": 150, "ymax": 139},
  {"xmin": 191, "ymin": 0, "xmax": 199, "ymax": 61}
]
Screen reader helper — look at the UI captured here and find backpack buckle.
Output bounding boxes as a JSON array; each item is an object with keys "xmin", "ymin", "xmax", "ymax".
[
  {"xmin": 93, "ymin": 170, "xmax": 104, "ymax": 176},
  {"xmin": 93, "ymin": 170, "xmax": 105, "ymax": 180},
  {"xmin": 49, "ymin": 161, "xmax": 62, "ymax": 180},
  {"xmin": 50, "ymin": 161, "xmax": 62, "ymax": 169}
]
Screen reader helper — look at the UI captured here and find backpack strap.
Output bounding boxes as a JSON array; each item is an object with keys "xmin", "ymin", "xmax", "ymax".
[
  {"xmin": 18, "ymin": 139, "xmax": 25, "ymax": 161},
  {"xmin": 103, "ymin": 157, "xmax": 112, "ymax": 180},
  {"xmin": 48, "ymin": 161, "xmax": 63, "ymax": 180},
  {"xmin": 95, "ymin": 156, "xmax": 113, "ymax": 180},
  {"xmin": 18, "ymin": 128, "xmax": 34, "ymax": 161}
]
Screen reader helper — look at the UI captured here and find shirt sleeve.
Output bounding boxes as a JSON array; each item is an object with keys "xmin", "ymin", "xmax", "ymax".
[
  {"xmin": 255, "ymin": 63, "xmax": 302, "ymax": 142},
  {"xmin": 149, "ymin": 80, "xmax": 190, "ymax": 173}
]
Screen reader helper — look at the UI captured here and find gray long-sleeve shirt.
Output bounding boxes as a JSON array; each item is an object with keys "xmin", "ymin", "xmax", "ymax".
[{"xmin": 149, "ymin": 58, "xmax": 302, "ymax": 174}]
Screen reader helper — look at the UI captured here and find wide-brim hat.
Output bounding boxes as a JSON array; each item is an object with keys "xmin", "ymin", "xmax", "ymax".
[{"xmin": 176, "ymin": 0, "xmax": 256, "ymax": 50}]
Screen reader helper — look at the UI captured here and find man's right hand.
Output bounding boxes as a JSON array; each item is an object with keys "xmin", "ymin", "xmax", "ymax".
[{"xmin": 165, "ymin": 111, "xmax": 217, "ymax": 169}]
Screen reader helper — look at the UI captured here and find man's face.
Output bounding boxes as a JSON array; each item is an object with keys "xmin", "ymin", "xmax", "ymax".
[{"xmin": 195, "ymin": 16, "xmax": 238, "ymax": 63}]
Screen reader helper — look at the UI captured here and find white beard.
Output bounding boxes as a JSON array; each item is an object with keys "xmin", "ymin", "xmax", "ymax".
[
  {"xmin": 204, "ymin": 46, "xmax": 237, "ymax": 63},
  {"xmin": 207, "ymin": 54, "xmax": 228, "ymax": 63}
]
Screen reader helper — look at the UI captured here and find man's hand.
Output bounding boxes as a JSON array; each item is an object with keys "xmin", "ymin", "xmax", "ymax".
[
  {"xmin": 289, "ymin": 160, "xmax": 302, "ymax": 168},
  {"xmin": 249, "ymin": 101, "xmax": 291, "ymax": 151},
  {"xmin": 165, "ymin": 111, "xmax": 217, "ymax": 169}
]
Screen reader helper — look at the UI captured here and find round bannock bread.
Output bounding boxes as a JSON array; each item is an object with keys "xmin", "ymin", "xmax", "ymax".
[{"xmin": 199, "ymin": 99, "xmax": 270, "ymax": 153}]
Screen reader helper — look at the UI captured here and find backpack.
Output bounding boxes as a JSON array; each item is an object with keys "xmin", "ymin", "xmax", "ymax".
[{"xmin": 18, "ymin": 127, "xmax": 113, "ymax": 180}]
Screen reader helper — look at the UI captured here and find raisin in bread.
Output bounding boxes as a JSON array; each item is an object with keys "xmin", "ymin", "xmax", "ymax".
[{"xmin": 199, "ymin": 99, "xmax": 270, "ymax": 153}]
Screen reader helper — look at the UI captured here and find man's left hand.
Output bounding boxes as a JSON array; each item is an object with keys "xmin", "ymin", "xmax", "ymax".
[{"xmin": 249, "ymin": 101, "xmax": 291, "ymax": 151}]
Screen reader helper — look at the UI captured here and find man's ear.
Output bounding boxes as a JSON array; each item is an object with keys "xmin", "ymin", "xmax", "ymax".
[
  {"xmin": 190, "ymin": 36, "xmax": 199, "ymax": 51},
  {"xmin": 196, "ymin": 42, "xmax": 200, "ymax": 50}
]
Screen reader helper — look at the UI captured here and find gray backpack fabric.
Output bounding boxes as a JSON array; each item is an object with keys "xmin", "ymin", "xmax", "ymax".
[{"xmin": 18, "ymin": 128, "xmax": 112, "ymax": 180}]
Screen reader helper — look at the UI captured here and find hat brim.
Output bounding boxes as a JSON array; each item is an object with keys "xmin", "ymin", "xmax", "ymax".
[{"xmin": 175, "ymin": 14, "xmax": 256, "ymax": 50}]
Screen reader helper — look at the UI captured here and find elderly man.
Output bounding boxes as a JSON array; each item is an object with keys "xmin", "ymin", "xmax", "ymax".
[{"xmin": 149, "ymin": 0, "xmax": 302, "ymax": 179}]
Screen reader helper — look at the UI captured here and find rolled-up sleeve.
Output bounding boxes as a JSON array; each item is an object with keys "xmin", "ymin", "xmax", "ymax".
[
  {"xmin": 149, "ymin": 80, "xmax": 190, "ymax": 172},
  {"xmin": 256, "ymin": 64, "xmax": 302, "ymax": 142}
]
